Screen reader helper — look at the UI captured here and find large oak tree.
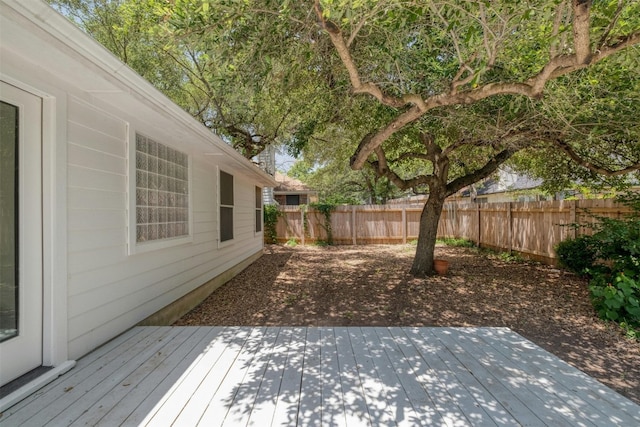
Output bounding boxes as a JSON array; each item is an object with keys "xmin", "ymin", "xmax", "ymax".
[
  {"xmin": 52, "ymin": 0, "xmax": 640, "ymax": 275},
  {"xmin": 312, "ymin": 0, "xmax": 640, "ymax": 274}
]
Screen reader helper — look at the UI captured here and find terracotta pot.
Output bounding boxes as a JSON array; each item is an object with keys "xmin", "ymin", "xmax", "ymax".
[{"xmin": 433, "ymin": 259, "xmax": 449, "ymax": 275}]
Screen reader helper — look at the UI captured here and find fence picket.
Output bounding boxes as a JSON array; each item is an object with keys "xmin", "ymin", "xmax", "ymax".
[{"xmin": 272, "ymin": 200, "xmax": 632, "ymax": 265}]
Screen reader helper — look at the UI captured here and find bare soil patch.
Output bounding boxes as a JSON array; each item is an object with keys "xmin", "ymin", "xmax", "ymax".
[{"xmin": 174, "ymin": 244, "xmax": 640, "ymax": 404}]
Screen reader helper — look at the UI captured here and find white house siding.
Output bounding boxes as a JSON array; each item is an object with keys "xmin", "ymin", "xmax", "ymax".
[
  {"xmin": 0, "ymin": 1, "xmax": 275, "ymax": 382},
  {"xmin": 64, "ymin": 98, "xmax": 264, "ymax": 359}
]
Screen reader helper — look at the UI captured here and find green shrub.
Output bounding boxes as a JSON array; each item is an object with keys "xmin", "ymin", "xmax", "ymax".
[
  {"xmin": 589, "ymin": 272, "xmax": 640, "ymax": 327},
  {"xmin": 591, "ymin": 216, "xmax": 640, "ymax": 276},
  {"xmin": 555, "ymin": 235, "xmax": 598, "ymax": 276},
  {"xmin": 556, "ymin": 191, "xmax": 640, "ymax": 336},
  {"xmin": 498, "ymin": 251, "xmax": 525, "ymax": 263},
  {"xmin": 436, "ymin": 237, "xmax": 476, "ymax": 248},
  {"xmin": 263, "ymin": 204, "xmax": 281, "ymax": 244},
  {"xmin": 557, "ymin": 192, "xmax": 640, "ymax": 278},
  {"xmin": 310, "ymin": 202, "xmax": 336, "ymax": 245},
  {"xmin": 285, "ymin": 238, "xmax": 298, "ymax": 247}
]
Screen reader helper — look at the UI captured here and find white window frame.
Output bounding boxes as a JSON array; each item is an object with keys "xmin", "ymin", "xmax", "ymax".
[
  {"xmin": 218, "ymin": 168, "xmax": 234, "ymax": 246},
  {"xmin": 128, "ymin": 131, "xmax": 192, "ymax": 255},
  {"xmin": 255, "ymin": 186, "xmax": 263, "ymax": 234}
]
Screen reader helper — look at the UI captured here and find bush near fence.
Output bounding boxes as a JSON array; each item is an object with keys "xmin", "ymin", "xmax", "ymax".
[{"xmin": 273, "ymin": 200, "xmax": 632, "ymax": 265}]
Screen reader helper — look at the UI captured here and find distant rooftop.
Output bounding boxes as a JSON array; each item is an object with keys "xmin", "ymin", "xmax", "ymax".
[
  {"xmin": 274, "ymin": 172, "xmax": 315, "ymax": 194},
  {"xmin": 476, "ymin": 173, "xmax": 542, "ymax": 195}
]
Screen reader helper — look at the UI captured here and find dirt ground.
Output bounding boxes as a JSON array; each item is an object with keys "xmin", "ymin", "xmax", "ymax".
[{"xmin": 175, "ymin": 244, "xmax": 640, "ymax": 404}]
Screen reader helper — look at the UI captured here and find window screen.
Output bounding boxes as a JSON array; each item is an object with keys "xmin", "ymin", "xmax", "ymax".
[{"xmin": 286, "ymin": 194, "xmax": 300, "ymax": 205}]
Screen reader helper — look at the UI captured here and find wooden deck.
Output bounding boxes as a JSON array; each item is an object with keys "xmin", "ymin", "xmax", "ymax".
[{"xmin": 2, "ymin": 327, "xmax": 638, "ymax": 426}]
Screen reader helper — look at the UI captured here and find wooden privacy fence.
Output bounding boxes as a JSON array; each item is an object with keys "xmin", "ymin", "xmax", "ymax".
[{"xmin": 274, "ymin": 199, "xmax": 632, "ymax": 263}]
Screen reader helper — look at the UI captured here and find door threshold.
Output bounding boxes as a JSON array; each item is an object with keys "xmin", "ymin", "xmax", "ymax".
[
  {"xmin": 0, "ymin": 360, "xmax": 75, "ymax": 413},
  {"xmin": 0, "ymin": 366, "xmax": 54, "ymax": 399}
]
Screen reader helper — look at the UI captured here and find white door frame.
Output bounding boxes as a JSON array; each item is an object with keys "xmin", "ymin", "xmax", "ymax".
[
  {"xmin": 0, "ymin": 82, "xmax": 43, "ymax": 386},
  {"xmin": 0, "ymin": 76, "xmax": 73, "ymax": 409}
]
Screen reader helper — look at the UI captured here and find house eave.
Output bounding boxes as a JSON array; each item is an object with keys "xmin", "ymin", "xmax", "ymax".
[
  {"xmin": 273, "ymin": 190, "xmax": 317, "ymax": 195},
  {"xmin": 1, "ymin": 0, "xmax": 275, "ymax": 187}
]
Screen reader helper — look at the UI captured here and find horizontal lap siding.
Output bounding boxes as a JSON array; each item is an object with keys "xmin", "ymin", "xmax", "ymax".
[{"xmin": 66, "ymin": 97, "xmax": 263, "ymax": 359}]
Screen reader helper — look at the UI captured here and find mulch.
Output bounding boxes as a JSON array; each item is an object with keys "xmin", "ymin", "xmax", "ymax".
[{"xmin": 174, "ymin": 244, "xmax": 640, "ymax": 404}]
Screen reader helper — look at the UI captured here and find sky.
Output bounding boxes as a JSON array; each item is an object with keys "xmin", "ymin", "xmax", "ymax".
[{"xmin": 275, "ymin": 148, "xmax": 296, "ymax": 173}]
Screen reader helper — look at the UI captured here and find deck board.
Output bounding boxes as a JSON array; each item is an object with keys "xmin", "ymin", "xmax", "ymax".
[
  {"xmin": 404, "ymin": 328, "xmax": 498, "ymax": 426},
  {"xmin": 96, "ymin": 326, "xmax": 215, "ymax": 426},
  {"xmin": 297, "ymin": 327, "xmax": 322, "ymax": 427},
  {"xmin": 334, "ymin": 327, "xmax": 370, "ymax": 427},
  {"xmin": 347, "ymin": 327, "xmax": 396, "ymax": 426},
  {"xmin": 374, "ymin": 327, "xmax": 445, "ymax": 425},
  {"xmin": 2, "ymin": 326, "xmax": 638, "ymax": 427},
  {"xmin": 430, "ymin": 328, "xmax": 544, "ymax": 426}
]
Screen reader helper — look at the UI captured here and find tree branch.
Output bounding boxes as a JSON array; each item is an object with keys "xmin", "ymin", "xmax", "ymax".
[
  {"xmin": 549, "ymin": 1, "xmax": 568, "ymax": 57},
  {"xmin": 346, "ymin": 2, "xmax": 385, "ymax": 47},
  {"xmin": 445, "ymin": 147, "xmax": 518, "ymax": 196},
  {"xmin": 313, "ymin": 1, "xmax": 416, "ymax": 109},
  {"xmin": 317, "ymin": 0, "xmax": 640, "ymax": 172},
  {"xmin": 368, "ymin": 147, "xmax": 432, "ymax": 191},
  {"xmin": 572, "ymin": 0, "xmax": 592, "ymax": 64},
  {"xmin": 552, "ymin": 139, "xmax": 640, "ymax": 176},
  {"xmin": 598, "ymin": 0, "xmax": 624, "ymax": 49}
]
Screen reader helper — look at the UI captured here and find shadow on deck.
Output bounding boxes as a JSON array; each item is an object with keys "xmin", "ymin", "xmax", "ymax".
[{"xmin": 2, "ymin": 326, "xmax": 639, "ymax": 426}]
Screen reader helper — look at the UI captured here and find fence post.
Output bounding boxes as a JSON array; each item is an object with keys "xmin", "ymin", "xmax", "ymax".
[
  {"xmin": 301, "ymin": 207, "xmax": 305, "ymax": 246},
  {"xmin": 402, "ymin": 207, "xmax": 407, "ymax": 244},
  {"xmin": 352, "ymin": 205, "xmax": 357, "ymax": 245},
  {"xmin": 507, "ymin": 202, "xmax": 513, "ymax": 253},
  {"xmin": 570, "ymin": 200, "xmax": 577, "ymax": 239},
  {"xmin": 476, "ymin": 203, "xmax": 481, "ymax": 246}
]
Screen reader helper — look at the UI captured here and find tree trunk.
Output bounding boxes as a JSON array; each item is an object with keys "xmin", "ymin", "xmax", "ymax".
[{"xmin": 410, "ymin": 189, "xmax": 447, "ymax": 276}]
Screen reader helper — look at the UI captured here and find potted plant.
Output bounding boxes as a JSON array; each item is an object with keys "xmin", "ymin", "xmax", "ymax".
[{"xmin": 433, "ymin": 259, "xmax": 449, "ymax": 275}]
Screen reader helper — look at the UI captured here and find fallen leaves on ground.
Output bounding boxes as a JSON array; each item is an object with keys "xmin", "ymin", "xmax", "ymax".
[{"xmin": 175, "ymin": 244, "xmax": 640, "ymax": 404}]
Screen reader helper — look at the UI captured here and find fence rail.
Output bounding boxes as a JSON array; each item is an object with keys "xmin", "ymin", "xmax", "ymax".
[{"xmin": 274, "ymin": 200, "xmax": 632, "ymax": 264}]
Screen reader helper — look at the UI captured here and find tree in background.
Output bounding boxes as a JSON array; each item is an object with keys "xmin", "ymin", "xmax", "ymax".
[
  {"xmin": 47, "ymin": 0, "xmax": 190, "ymax": 107},
  {"xmin": 48, "ymin": 0, "xmax": 336, "ymax": 159},
  {"xmin": 313, "ymin": 0, "xmax": 640, "ymax": 275},
  {"xmin": 50, "ymin": 0, "xmax": 640, "ymax": 276},
  {"xmin": 288, "ymin": 157, "xmax": 404, "ymax": 205},
  {"xmin": 287, "ymin": 96, "xmax": 412, "ymax": 204},
  {"xmin": 511, "ymin": 58, "xmax": 640, "ymax": 194}
]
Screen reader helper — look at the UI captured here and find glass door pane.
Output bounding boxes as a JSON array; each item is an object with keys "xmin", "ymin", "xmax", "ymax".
[{"xmin": 0, "ymin": 101, "xmax": 18, "ymax": 342}]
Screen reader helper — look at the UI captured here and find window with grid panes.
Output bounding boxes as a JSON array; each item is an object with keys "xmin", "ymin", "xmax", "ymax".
[{"xmin": 135, "ymin": 134, "xmax": 189, "ymax": 243}]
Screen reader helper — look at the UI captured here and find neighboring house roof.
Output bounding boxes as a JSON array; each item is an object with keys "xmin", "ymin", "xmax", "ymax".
[
  {"xmin": 388, "ymin": 170, "xmax": 542, "ymax": 203},
  {"xmin": 475, "ymin": 174, "xmax": 542, "ymax": 196},
  {"xmin": 457, "ymin": 169, "xmax": 542, "ymax": 198},
  {"xmin": 273, "ymin": 172, "xmax": 316, "ymax": 194}
]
